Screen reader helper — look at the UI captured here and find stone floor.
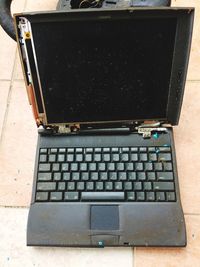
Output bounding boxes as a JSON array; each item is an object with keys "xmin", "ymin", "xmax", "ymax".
[{"xmin": 0, "ymin": 0, "xmax": 199, "ymax": 266}]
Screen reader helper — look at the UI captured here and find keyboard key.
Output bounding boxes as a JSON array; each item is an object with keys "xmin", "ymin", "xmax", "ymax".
[
  {"xmin": 163, "ymin": 162, "xmax": 173, "ymax": 171},
  {"xmin": 157, "ymin": 172, "xmax": 173, "ymax": 181},
  {"xmin": 137, "ymin": 192, "xmax": 145, "ymax": 201},
  {"xmin": 140, "ymin": 153, "xmax": 147, "ymax": 161},
  {"xmin": 81, "ymin": 192, "xmax": 124, "ymax": 201},
  {"xmin": 50, "ymin": 148, "xmax": 57, "ymax": 153},
  {"xmin": 61, "ymin": 163, "xmax": 69, "ymax": 171},
  {"xmin": 95, "ymin": 148, "xmax": 102, "ymax": 152},
  {"xmin": 68, "ymin": 148, "xmax": 74, "ymax": 153},
  {"xmin": 115, "ymin": 182, "xmax": 122, "ymax": 190},
  {"xmin": 58, "ymin": 154, "xmax": 65, "ymax": 162},
  {"xmin": 59, "ymin": 148, "xmax": 66, "ymax": 153},
  {"xmin": 122, "ymin": 147, "xmax": 129, "ymax": 152},
  {"xmin": 137, "ymin": 172, "xmax": 146, "ymax": 181},
  {"xmin": 127, "ymin": 192, "xmax": 135, "ymax": 201},
  {"xmin": 39, "ymin": 154, "xmax": 47, "ymax": 162},
  {"xmin": 153, "ymin": 182, "xmax": 174, "ymax": 191},
  {"xmin": 37, "ymin": 182, "xmax": 56, "ymax": 191},
  {"xmin": 100, "ymin": 172, "xmax": 108, "ymax": 181},
  {"xmin": 109, "ymin": 172, "xmax": 117, "ymax": 180},
  {"xmin": 121, "ymin": 154, "xmax": 129, "ymax": 162},
  {"xmin": 126, "ymin": 163, "xmax": 134, "ymax": 171},
  {"xmin": 143, "ymin": 182, "xmax": 152, "ymax": 191},
  {"xmin": 149, "ymin": 153, "xmax": 157, "ymax": 161},
  {"xmin": 39, "ymin": 163, "xmax": 50, "ymax": 171},
  {"xmin": 72, "ymin": 172, "xmax": 80, "ymax": 180},
  {"xmin": 76, "ymin": 154, "xmax": 83, "ymax": 162},
  {"xmin": 64, "ymin": 192, "xmax": 79, "ymax": 201},
  {"xmin": 63, "ymin": 172, "xmax": 70, "ymax": 181},
  {"xmin": 112, "ymin": 154, "xmax": 120, "ymax": 162},
  {"xmin": 80, "ymin": 163, "xmax": 87, "ymax": 171},
  {"xmin": 89, "ymin": 163, "xmax": 96, "ymax": 171},
  {"xmin": 156, "ymin": 192, "xmax": 165, "ymax": 201},
  {"xmin": 81, "ymin": 172, "xmax": 89, "ymax": 181},
  {"xmin": 144, "ymin": 162, "xmax": 153, "ymax": 171},
  {"xmin": 111, "ymin": 148, "xmax": 119, "ymax": 152},
  {"xmin": 154, "ymin": 163, "xmax": 162, "ymax": 171},
  {"xmin": 49, "ymin": 154, "xmax": 56, "ymax": 162},
  {"xmin": 71, "ymin": 163, "xmax": 78, "ymax": 171},
  {"xmin": 103, "ymin": 154, "xmax": 110, "ymax": 162},
  {"xmin": 90, "ymin": 172, "xmax": 98, "ymax": 181},
  {"xmin": 107, "ymin": 163, "xmax": 115, "ymax": 171},
  {"xmin": 50, "ymin": 192, "xmax": 63, "ymax": 201},
  {"xmin": 67, "ymin": 182, "xmax": 75, "ymax": 190},
  {"xmin": 159, "ymin": 147, "xmax": 171, "ymax": 152},
  {"xmin": 94, "ymin": 154, "xmax": 101, "ymax": 162},
  {"xmin": 118, "ymin": 172, "xmax": 127, "ymax": 180},
  {"xmin": 146, "ymin": 192, "xmax": 155, "ymax": 201},
  {"xmin": 105, "ymin": 182, "xmax": 113, "ymax": 190},
  {"xmin": 158, "ymin": 153, "xmax": 172, "ymax": 161},
  {"xmin": 166, "ymin": 192, "xmax": 176, "ymax": 201},
  {"xmin": 36, "ymin": 192, "xmax": 48, "ymax": 201},
  {"xmin": 116, "ymin": 163, "xmax": 124, "ymax": 171},
  {"xmin": 40, "ymin": 148, "xmax": 47, "ymax": 153},
  {"xmin": 128, "ymin": 172, "xmax": 136, "ymax": 181},
  {"xmin": 103, "ymin": 148, "xmax": 110, "ymax": 152},
  {"xmin": 124, "ymin": 182, "xmax": 132, "ymax": 190},
  {"xmin": 86, "ymin": 148, "xmax": 93, "ymax": 153},
  {"xmin": 135, "ymin": 163, "xmax": 143, "ymax": 171},
  {"xmin": 52, "ymin": 163, "xmax": 59, "ymax": 171},
  {"xmin": 38, "ymin": 173, "xmax": 51, "ymax": 181},
  {"xmin": 134, "ymin": 182, "xmax": 142, "ymax": 191},
  {"xmin": 96, "ymin": 182, "xmax": 104, "ymax": 190},
  {"xmin": 58, "ymin": 182, "xmax": 65, "ymax": 191},
  {"xmin": 148, "ymin": 147, "xmax": 155, "ymax": 152},
  {"xmin": 131, "ymin": 147, "xmax": 138, "ymax": 152},
  {"xmin": 53, "ymin": 172, "xmax": 61, "ymax": 181},
  {"xmin": 77, "ymin": 182, "xmax": 85, "ymax": 191},
  {"xmin": 147, "ymin": 172, "xmax": 156, "ymax": 180},
  {"xmin": 140, "ymin": 147, "xmax": 147, "ymax": 152},
  {"xmin": 130, "ymin": 154, "xmax": 138, "ymax": 161},
  {"xmin": 76, "ymin": 148, "xmax": 83, "ymax": 153},
  {"xmin": 86, "ymin": 182, "xmax": 94, "ymax": 190},
  {"xmin": 66, "ymin": 154, "xmax": 74, "ymax": 162},
  {"xmin": 98, "ymin": 163, "xmax": 106, "ymax": 171}
]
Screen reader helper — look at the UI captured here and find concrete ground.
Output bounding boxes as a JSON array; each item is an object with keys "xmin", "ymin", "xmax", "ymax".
[{"xmin": 0, "ymin": 0, "xmax": 200, "ymax": 266}]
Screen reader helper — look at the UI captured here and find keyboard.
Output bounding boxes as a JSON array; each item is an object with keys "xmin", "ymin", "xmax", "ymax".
[{"xmin": 35, "ymin": 146, "xmax": 176, "ymax": 202}]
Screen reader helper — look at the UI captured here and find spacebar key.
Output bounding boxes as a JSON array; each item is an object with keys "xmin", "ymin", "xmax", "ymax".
[{"xmin": 81, "ymin": 192, "xmax": 124, "ymax": 201}]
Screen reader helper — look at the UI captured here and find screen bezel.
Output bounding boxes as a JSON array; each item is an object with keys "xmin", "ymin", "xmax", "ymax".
[{"xmin": 15, "ymin": 7, "xmax": 194, "ymax": 126}]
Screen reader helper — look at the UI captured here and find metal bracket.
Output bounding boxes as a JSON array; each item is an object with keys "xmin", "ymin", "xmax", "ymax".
[{"xmin": 137, "ymin": 127, "xmax": 168, "ymax": 138}]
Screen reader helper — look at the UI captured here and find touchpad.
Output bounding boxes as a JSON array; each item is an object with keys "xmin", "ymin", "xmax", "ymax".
[{"xmin": 90, "ymin": 205, "xmax": 119, "ymax": 230}]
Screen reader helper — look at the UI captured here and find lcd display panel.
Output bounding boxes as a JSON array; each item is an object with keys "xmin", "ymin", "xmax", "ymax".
[{"xmin": 31, "ymin": 17, "xmax": 177, "ymax": 124}]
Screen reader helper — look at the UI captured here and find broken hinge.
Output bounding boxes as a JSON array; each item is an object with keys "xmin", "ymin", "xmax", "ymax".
[
  {"xmin": 57, "ymin": 125, "xmax": 71, "ymax": 134},
  {"xmin": 137, "ymin": 127, "xmax": 168, "ymax": 138}
]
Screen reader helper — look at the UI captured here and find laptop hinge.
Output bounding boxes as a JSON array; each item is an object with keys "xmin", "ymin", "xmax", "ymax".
[
  {"xmin": 136, "ymin": 122, "xmax": 168, "ymax": 138},
  {"xmin": 39, "ymin": 121, "xmax": 170, "ymax": 136}
]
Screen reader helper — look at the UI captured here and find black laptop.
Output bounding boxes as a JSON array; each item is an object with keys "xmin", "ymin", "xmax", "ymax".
[{"xmin": 14, "ymin": 7, "xmax": 194, "ymax": 247}]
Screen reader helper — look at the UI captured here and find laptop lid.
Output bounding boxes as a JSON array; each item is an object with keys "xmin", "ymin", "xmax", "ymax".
[{"xmin": 14, "ymin": 8, "xmax": 194, "ymax": 127}]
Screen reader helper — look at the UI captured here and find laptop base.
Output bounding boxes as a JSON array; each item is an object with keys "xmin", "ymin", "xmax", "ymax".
[{"xmin": 27, "ymin": 129, "xmax": 186, "ymax": 247}]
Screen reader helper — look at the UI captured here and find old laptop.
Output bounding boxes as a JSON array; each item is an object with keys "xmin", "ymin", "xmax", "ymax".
[{"xmin": 14, "ymin": 7, "xmax": 194, "ymax": 247}]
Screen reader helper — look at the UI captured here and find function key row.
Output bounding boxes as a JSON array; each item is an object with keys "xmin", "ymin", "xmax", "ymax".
[{"xmin": 40, "ymin": 146, "xmax": 171, "ymax": 154}]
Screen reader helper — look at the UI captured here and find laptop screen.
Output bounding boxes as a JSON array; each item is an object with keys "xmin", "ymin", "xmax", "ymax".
[{"xmin": 31, "ymin": 16, "xmax": 177, "ymax": 124}]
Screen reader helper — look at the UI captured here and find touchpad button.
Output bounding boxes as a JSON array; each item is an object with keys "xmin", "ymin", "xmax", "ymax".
[{"xmin": 90, "ymin": 205, "xmax": 119, "ymax": 230}]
